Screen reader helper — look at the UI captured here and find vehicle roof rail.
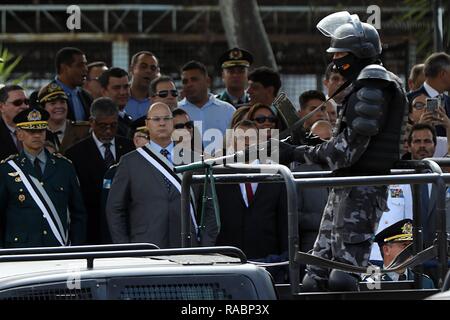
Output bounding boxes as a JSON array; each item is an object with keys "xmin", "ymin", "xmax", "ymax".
[{"xmin": 0, "ymin": 246, "xmax": 247, "ymax": 269}]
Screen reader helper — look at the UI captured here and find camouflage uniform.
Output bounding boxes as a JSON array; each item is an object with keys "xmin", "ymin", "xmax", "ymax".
[
  {"xmin": 293, "ymin": 12, "xmax": 408, "ymax": 288},
  {"xmin": 300, "ymin": 127, "xmax": 389, "ymax": 282}
]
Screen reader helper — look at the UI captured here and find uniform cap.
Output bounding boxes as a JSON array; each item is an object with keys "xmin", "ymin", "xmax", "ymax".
[
  {"xmin": 218, "ymin": 47, "xmax": 253, "ymax": 69},
  {"xmin": 13, "ymin": 107, "xmax": 49, "ymax": 130}
]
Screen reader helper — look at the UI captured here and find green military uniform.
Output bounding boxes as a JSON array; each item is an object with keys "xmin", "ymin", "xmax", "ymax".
[
  {"xmin": 0, "ymin": 107, "xmax": 87, "ymax": 248},
  {"xmin": 216, "ymin": 47, "xmax": 253, "ymax": 108},
  {"xmin": 215, "ymin": 90, "xmax": 250, "ymax": 108}
]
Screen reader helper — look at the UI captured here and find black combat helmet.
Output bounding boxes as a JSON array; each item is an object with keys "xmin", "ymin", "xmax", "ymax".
[{"xmin": 317, "ymin": 11, "xmax": 382, "ymax": 59}]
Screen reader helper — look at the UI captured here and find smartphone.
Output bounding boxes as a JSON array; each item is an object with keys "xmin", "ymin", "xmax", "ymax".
[{"xmin": 426, "ymin": 98, "xmax": 439, "ymax": 113}]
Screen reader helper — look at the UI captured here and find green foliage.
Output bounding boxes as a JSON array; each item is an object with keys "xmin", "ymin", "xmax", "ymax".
[
  {"xmin": 0, "ymin": 46, "xmax": 30, "ymax": 86},
  {"xmin": 402, "ymin": 0, "xmax": 449, "ymax": 55}
]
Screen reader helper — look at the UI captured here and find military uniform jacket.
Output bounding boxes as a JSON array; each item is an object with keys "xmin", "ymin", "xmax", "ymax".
[
  {"xmin": 216, "ymin": 91, "xmax": 249, "ymax": 108},
  {"xmin": 0, "ymin": 150, "xmax": 87, "ymax": 248}
]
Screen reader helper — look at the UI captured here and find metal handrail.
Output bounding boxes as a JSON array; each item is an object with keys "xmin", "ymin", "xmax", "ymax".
[
  {"xmin": 179, "ymin": 159, "xmax": 450, "ymax": 295},
  {"xmin": 0, "ymin": 246, "xmax": 247, "ymax": 270},
  {"xmin": 0, "ymin": 243, "xmax": 160, "ymax": 256}
]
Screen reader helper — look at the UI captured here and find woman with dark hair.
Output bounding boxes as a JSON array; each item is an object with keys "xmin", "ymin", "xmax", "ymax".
[{"xmin": 247, "ymin": 103, "xmax": 278, "ymax": 140}]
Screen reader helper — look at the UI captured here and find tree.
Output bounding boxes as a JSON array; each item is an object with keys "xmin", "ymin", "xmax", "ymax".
[
  {"xmin": 0, "ymin": 46, "xmax": 30, "ymax": 86},
  {"xmin": 219, "ymin": 0, "xmax": 277, "ymax": 70}
]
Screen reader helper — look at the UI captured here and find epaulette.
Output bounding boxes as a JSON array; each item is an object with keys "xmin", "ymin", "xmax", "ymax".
[
  {"xmin": 70, "ymin": 121, "xmax": 90, "ymax": 126},
  {"xmin": 53, "ymin": 152, "xmax": 72, "ymax": 163},
  {"xmin": 0, "ymin": 154, "xmax": 18, "ymax": 164}
]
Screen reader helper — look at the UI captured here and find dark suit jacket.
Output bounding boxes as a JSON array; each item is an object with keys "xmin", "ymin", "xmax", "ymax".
[
  {"xmin": 407, "ymin": 84, "xmax": 450, "ymax": 136},
  {"xmin": 118, "ymin": 113, "xmax": 134, "ymax": 138},
  {"xmin": 65, "ymin": 135, "xmax": 134, "ymax": 244},
  {"xmin": 215, "ymin": 183, "xmax": 288, "ymax": 260},
  {"xmin": 294, "ymin": 163, "xmax": 329, "ymax": 253},
  {"xmin": 0, "ymin": 118, "xmax": 19, "ymax": 161}
]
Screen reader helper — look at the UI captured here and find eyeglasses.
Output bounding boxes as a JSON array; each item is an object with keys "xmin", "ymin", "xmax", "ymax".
[
  {"xmin": 6, "ymin": 99, "xmax": 29, "ymax": 107},
  {"xmin": 174, "ymin": 121, "xmax": 194, "ymax": 130},
  {"xmin": 253, "ymin": 115, "xmax": 277, "ymax": 124},
  {"xmin": 155, "ymin": 90, "xmax": 178, "ymax": 98},
  {"xmin": 95, "ymin": 122, "xmax": 118, "ymax": 130},
  {"xmin": 147, "ymin": 116, "xmax": 173, "ymax": 122},
  {"xmin": 413, "ymin": 102, "xmax": 426, "ymax": 110}
]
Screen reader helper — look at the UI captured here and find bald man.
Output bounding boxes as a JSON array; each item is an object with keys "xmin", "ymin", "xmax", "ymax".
[
  {"xmin": 106, "ymin": 102, "xmax": 217, "ymax": 248},
  {"xmin": 310, "ymin": 120, "xmax": 333, "ymax": 141}
]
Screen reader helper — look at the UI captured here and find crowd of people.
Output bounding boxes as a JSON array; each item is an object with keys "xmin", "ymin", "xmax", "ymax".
[{"xmin": 1, "ymin": 11, "xmax": 450, "ymax": 290}]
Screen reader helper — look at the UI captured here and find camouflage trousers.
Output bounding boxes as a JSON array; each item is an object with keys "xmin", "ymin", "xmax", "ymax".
[{"xmin": 305, "ymin": 185, "xmax": 388, "ymax": 281}]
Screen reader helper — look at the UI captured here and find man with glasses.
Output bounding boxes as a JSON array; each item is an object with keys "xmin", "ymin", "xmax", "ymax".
[
  {"xmin": 0, "ymin": 85, "xmax": 29, "ymax": 160},
  {"xmin": 66, "ymin": 98, "xmax": 134, "ymax": 244},
  {"xmin": 107, "ymin": 102, "xmax": 218, "ymax": 248},
  {"xmin": 125, "ymin": 51, "xmax": 161, "ymax": 120},
  {"xmin": 130, "ymin": 75, "xmax": 180, "ymax": 134},
  {"xmin": 99, "ymin": 67, "xmax": 132, "ymax": 138},
  {"xmin": 216, "ymin": 47, "xmax": 253, "ymax": 108},
  {"xmin": 83, "ymin": 61, "xmax": 108, "ymax": 100},
  {"xmin": 407, "ymin": 52, "xmax": 450, "ymax": 136}
]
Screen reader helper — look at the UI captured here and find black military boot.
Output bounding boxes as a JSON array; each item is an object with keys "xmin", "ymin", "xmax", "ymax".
[
  {"xmin": 328, "ymin": 269, "xmax": 359, "ymax": 291},
  {"xmin": 301, "ymin": 273, "xmax": 328, "ymax": 292}
]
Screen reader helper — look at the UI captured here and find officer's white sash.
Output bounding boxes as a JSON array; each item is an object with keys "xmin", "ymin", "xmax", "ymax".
[
  {"xmin": 8, "ymin": 160, "xmax": 68, "ymax": 246},
  {"xmin": 137, "ymin": 145, "xmax": 199, "ymax": 234}
]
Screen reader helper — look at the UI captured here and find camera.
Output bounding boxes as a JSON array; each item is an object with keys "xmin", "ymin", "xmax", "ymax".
[{"xmin": 426, "ymin": 98, "xmax": 439, "ymax": 113}]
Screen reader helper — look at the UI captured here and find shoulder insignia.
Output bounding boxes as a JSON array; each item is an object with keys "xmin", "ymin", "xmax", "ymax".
[
  {"xmin": 52, "ymin": 153, "xmax": 72, "ymax": 163},
  {"xmin": 0, "ymin": 154, "xmax": 18, "ymax": 164}
]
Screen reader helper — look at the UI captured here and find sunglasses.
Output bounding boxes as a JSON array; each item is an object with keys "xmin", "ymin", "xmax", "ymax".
[
  {"xmin": 155, "ymin": 90, "xmax": 178, "ymax": 98},
  {"xmin": 7, "ymin": 99, "xmax": 29, "ymax": 107},
  {"xmin": 253, "ymin": 115, "xmax": 277, "ymax": 124},
  {"xmin": 413, "ymin": 102, "xmax": 425, "ymax": 110},
  {"xmin": 174, "ymin": 121, "xmax": 194, "ymax": 130}
]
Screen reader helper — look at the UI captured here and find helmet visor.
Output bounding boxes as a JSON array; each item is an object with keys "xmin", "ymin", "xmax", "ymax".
[{"xmin": 316, "ymin": 11, "xmax": 362, "ymax": 40}]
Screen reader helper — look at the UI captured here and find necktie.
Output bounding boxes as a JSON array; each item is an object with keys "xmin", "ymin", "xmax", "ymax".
[
  {"xmin": 398, "ymin": 273, "xmax": 407, "ymax": 281},
  {"xmin": 13, "ymin": 130, "xmax": 23, "ymax": 152},
  {"xmin": 160, "ymin": 149, "xmax": 171, "ymax": 191},
  {"xmin": 34, "ymin": 158, "xmax": 43, "ymax": 180},
  {"xmin": 52, "ymin": 130, "xmax": 63, "ymax": 151},
  {"xmin": 421, "ymin": 184, "xmax": 430, "ymax": 235},
  {"xmin": 103, "ymin": 142, "xmax": 115, "ymax": 168},
  {"xmin": 245, "ymin": 183, "xmax": 254, "ymax": 205}
]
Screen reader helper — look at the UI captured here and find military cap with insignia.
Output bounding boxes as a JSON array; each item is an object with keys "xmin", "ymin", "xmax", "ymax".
[
  {"xmin": 218, "ymin": 47, "xmax": 253, "ymax": 69},
  {"xmin": 13, "ymin": 107, "xmax": 50, "ymax": 130},
  {"xmin": 374, "ymin": 219, "xmax": 413, "ymax": 247},
  {"xmin": 38, "ymin": 82, "xmax": 68, "ymax": 107}
]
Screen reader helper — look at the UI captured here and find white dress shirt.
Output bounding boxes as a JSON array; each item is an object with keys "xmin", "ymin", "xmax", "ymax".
[{"xmin": 92, "ymin": 132, "xmax": 116, "ymax": 160}]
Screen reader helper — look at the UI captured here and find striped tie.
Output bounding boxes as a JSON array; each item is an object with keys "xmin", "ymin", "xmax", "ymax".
[{"xmin": 160, "ymin": 149, "xmax": 171, "ymax": 191}]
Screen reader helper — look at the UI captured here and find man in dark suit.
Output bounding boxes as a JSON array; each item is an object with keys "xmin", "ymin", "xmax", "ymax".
[
  {"xmin": 214, "ymin": 120, "xmax": 288, "ymax": 278},
  {"xmin": 407, "ymin": 52, "xmax": 450, "ymax": 136},
  {"xmin": 106, "ymin": 102, "xmax": 217, "ymax": 248},
  {"xmin": 0, "ymin": 85, "xmax": 30, "ymax": 161},
  {"xmin": 99, "ymin": 67, "xmax": 133, "ymax": 138},
  {"xmin": 53, "ymin": 47, "xmax": 93, "ymax": 121},
  {"xmin": 0, "ymin": 107, "xmax": 86, "ymax": 248},
  {"xmin": 65, "ymin": 98, "xmax": 134, "ymax": 244}
]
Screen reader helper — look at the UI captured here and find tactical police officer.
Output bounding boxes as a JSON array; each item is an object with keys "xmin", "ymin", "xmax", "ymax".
[
  {"xmin": 216, "ymin": 47, "xmax": 253, "ymax": 107},
  {"xmin": 0, "ymin": 107, "xmax": 87, "ymax": 248},
  {"xmin": 284, "ymin": 11, "xmax": 409, "ymax": 291}
]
